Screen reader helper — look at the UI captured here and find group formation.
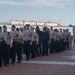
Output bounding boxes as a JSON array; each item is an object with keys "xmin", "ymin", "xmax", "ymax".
[{"xmin": 0, "ymin": 24, "xmax": 73, "ymax": 68}]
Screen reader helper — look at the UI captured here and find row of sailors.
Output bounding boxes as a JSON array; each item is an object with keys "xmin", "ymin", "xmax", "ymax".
[
  {"xmin": 50, "ymin": 28, "xmax": 72, "ymax": 53},
  {"xmin": 0, "ymin": 25, "xmax": 73, "ymax": 68}
]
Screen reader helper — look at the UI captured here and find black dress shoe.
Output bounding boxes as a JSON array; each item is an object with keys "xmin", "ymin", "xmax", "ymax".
[
  {"xmin": 46, "ymin": 54, "xmax": 49, "ymax": 56},
  {"xmin": 4, "ymin": 64, "xmax": 8, "ymax": 67},
  {"xmin": 26, "ymin": 58, "xmax": 29, "ymax": 61},
  {"xmin": 17, "ymin": 61, "xmax": 21, "ymax": 63},
  {"xmin": 0, "ymin": 66, "xmax": 2, "ymax": 68},
  {"xmin": 11, "ymin": 62, "xmax": 15, "ymax": 65},
  {"xmin": 19, "ymin": 61, "xmax": 21, "ymax": 63}
]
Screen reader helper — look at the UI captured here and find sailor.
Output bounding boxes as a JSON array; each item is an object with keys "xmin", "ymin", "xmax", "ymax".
[
  {"xmin": 65, "ymin": 29, "xmax": 70, "ymax": 51},
  {"xmin": 23, "ymin": 24, "xmax": 33, "ymax": 61},
  {"xmin": 10, "ymin": 25, "xmax": 19, "ymax": 64},
  {"xmin": 59, "ymin": 29, "xmax": 65, "ymax": 51},
  {"xmin": 63, "ymin": 29, "xmax": 69, "ymax": 51},
  {"xmin": 54, "ymin": 29, "xmax": 60, "ymax": 53},
  {"xmin": 31, "ymin": 27, "xmax": 39, "ymax": 58},
  {"xmin": 2, "ymin": 25, "xmax": 12, "ymax": 66},
  {"xmin": 42, "ymin": 26, "xmax": 49, "ymax": 56},
  {"xmin": 16, "ymin": 28, "xmax": 23, "ymax": 63},
  {"xmin": 61, "ymin": 29, "xmax": 66, "ymax": 51},
  {"xmin": 36, "ymin": 26, "xmax": 43, "ymax": 56},
  {"xmin": 0, "ymin": 26, "xmax": 3, "ymax": 68},
  {"xmin": 68, "ymin": 32, "xmax": 73, "ymax": 50},
  {"xmin": 49, "ymin": 27, "xmax": 55, "ymax": 54}
]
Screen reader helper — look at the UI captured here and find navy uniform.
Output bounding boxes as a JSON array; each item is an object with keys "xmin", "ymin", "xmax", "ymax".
[
  {"xmin": 59, "ymin": 29, "xmax": 64, "ymax": 51},
  {"xmin": 36, "ymin": 26, "xmax": 43, "ymax": 56},
  {"xmin": 42, "ymin": 27, "xmax": 49, "ymax": 56},
  {"xmin": 64, "ymin": 29, "xmax": 70, "ymax": 51},
  {"xmin": 23, "ymin": 25, "xmax": 33, "ymax": 61},
  {"xmin": 16, "ymin": 28, "xmax": 23, "ymax": 63},
  {"xmin": 0, "ymin": 27, "xmax": 3, "ymax": 67},
  {"xmin": 2, "ymin": 25, "xmax": 12, "ymax": 66},
  {"xmin": 20, "ymin": 27, "xmax": 24, "ymax": 55},
  {"xmin": 73, "ymin": 33, "xmax": 75, "ymax": 48},
  {"xmin": 68, "ymin": 33, "xmax": 73, "ymax": 50},
  {"xmin": 50, "ymin": 30, "xmax": 55, "ymax": 54},
  {"xmin": 55, "ymin": 30, "xmax": 60, "ymax": 53},
  {"xmin": 61, "ymin": 31, "xmax": 65, "ymax": 51},
  {"xmin": 63, "ymin": 30, "xmax": 68, "ymax": 51},
  {"xmin": 31, "ymin": 27, "xmax": 39, "ymax": 58},
  {"xmin": 10, "ymin": 25, "xmax": 19, "ymax": 64},
  {"xmin": 58, "ymin": 31, "xmax": 62, "ymax": 52}
]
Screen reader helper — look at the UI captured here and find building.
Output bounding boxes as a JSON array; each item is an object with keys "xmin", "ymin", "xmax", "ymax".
[
  {"xmin": 10, "ymin": 20, "xmax": 60, "ymax": 29},
  {"xmin": 0, "ymin": 20, "xmax": 74, "ymax": 35}
]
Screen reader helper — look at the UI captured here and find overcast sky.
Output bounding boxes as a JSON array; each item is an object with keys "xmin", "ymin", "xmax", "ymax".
[{"xmin": 0, "ymin": 0, "xmax": 75, "ymax": 26}]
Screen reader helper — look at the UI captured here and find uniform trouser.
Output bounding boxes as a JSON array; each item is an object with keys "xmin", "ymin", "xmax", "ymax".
[
  {"xmin": 50, "ymin": 39, "xmax": 55, "ymax": 54},
  {"xmin": 24, "ymin": 41, "xmax": 31, "ymax": 60},
  {"xmin": 11, "ymin": 42, "xmax": 17, "ymax": 63},
  {"xmin": 38, "ymin": 38, "xmax": 42, "ymax": 55},
  {"xmin": 0, "ymin": 52, "xmax": 2, "ymax": 67},
  {"xmin": 16, "ymin": 42, "xmax": 22, "ymax": 61},
  {"xmin": 2, "ymin": 41, "xmax": 10, "ymax": 65},
  {"xmin": 36, "ymin": 45, "xmax": 39, "ymax": 57},
  {"xmin": 65, "ymin": 41, "xmax": 69, "ymax": 50},
  {"xmin": 55, "ymin": 40, "xmax": 60, "ymax": 53},
  {"xmin": 59, "ymin": 40, "xmax": 61, "ymax": 52},
  {"xmin": 31, "ymin": 41, "xmax": 37, "ymax": 58},
  {"xmin": 59, "ymin": 40, "xmax": 62, "ymax": 52},
  {"xmin": 64, "ymin": 41, "xmax": 66, "ymax": 51},
  {"xmin": 0, "ymin": 42, "xmax": 2, "ymax": 67},
  {"xmin": 22, "ymin": 43, "xmax": 24, "ymax": 55},
  {"xmin": 55, "ymin": 40, "xmax": 58, "ymax": 53},
  {"xmin": 42, "ymin": 41, "xmax": 48, "ymax": 56},
  {"xmin": 61, "ymin": 39, "xmax": 64, "ymax": 51},
  {"xmin": 69, "ymin": 41, "xmax": 72, "ymax": 49}
]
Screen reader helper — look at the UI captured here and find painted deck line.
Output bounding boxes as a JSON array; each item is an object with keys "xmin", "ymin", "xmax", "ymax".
[{"xmin": 22, "ymin": 61, "xmax": 75, "ymax": 66}]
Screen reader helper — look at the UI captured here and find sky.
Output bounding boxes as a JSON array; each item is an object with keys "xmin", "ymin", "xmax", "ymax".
[{"xmin": 0, "ymin": 0, "xmax": 75, "ymax": 26}]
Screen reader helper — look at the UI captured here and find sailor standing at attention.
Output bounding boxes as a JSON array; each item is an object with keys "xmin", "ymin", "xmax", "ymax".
[
  {"xmin": 31, "ymin": 27, "xmax": 39, "ymax": 58},
  {"xmin": 0, "ymin": 26, "xmax": 3, "ymax": 68},
  {"xmin": 10, "ymin": 25, "xmax": 19, "ymax": 64},
  {"xmin": 2, "ymin": 25, "xmax": 12, "ymax": 66},
  {"xmin": 23, "ymin": 24, "xmax": 33, "ymax": 61}
]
